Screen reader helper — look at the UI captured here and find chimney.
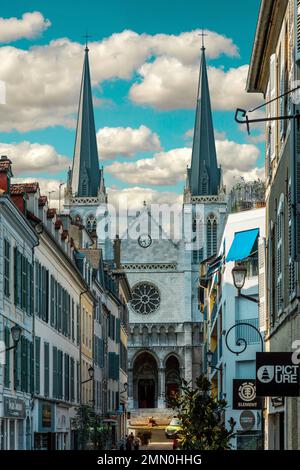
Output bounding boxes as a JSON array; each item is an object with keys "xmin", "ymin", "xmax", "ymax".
[
  {"xmin": 0, "ymin": 156, "xmax": 13, "ymax": 194},
  {"xmin": 114, "ymin": 235, "xmax": 121, "ymax": 268}
]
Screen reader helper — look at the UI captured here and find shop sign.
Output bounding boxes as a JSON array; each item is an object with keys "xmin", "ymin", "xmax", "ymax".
[
  {"xmin": 3, "ymin": 397, "xmax": 25, "ymax": 419},
  {"xmin": 233, "ymin": 380, "xmax": 262, "ymax": 410},
  {"xmin": 256, "ymin": 353, "xmax": 300, "ymax": 397}
]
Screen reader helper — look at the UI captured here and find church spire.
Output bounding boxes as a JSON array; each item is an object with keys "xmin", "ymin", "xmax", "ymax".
[
  {"xmin": 71, "ymin": 46, "xmax": 101, "ymax": 197},
  {"xmin": 189, "ymin": 43, "xmax": 221, "ymax": 197}
]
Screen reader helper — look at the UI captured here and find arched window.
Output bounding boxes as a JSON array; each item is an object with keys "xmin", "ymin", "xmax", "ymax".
[
  {"xmin": 86, "ymin": 214, "xmax": 97, "ymax": 233},
  {"xmin": 207, "ymin": 215, "xmax": 218, "ymax": 257}
]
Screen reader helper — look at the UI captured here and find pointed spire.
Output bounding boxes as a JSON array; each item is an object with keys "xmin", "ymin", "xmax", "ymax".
[
  {"xmin": 189, "ymin": 44, "xmax": 221, "ymax": 196},
  {"xmin": 71, "ymin": 47, "xmax": 100, "ymax": 197}
]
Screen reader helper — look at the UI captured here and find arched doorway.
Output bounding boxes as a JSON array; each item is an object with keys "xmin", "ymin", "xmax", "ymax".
[
  {"xmin": 133, "ymin": 352, "xmax": 158, "ymax": 409},
  {"xmin": 165, "ymin": 356, "xmax": 180, "ymax": 407}
]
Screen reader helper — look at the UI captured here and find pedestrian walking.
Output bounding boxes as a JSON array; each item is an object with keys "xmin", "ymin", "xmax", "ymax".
[{"xmin": 133, "ymin": 436, "xmax": 141, "ymax": 451}]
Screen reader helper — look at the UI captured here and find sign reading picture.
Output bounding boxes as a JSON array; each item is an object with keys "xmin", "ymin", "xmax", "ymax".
[
  {"xmin": 256, "ymin": 353, "xmax": 300, "ymax": 397},
  {"xmin": 233, "ymin": 380, "xmax": 262, "ymax": 410}
]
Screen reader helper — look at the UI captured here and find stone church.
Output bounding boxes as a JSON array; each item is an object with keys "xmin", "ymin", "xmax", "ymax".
[{"xmin": 64, "ymin": 42, "xmax": 227, "ymax": 413}]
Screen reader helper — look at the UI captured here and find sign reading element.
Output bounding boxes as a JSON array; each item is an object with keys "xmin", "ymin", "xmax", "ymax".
[
  {"xmin": 256, "ymin": 353, "xmax": 300, "ymax": 397},
  {"xmin": 233, "ymin": 380, "xmax": 262, "ymax": 410}
]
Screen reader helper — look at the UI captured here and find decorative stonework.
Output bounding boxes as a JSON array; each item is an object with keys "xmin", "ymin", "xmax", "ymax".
[
  {"xmin": 70, "ymin": 195, "xmax": 106, "ymax": 205},
  {"xmin": 131, "ymin": 282, "xmax": 161, "ymax": 315},
  {"xmin": 121, "ymin": 263, "xmax": 177, "ymax": 271}
]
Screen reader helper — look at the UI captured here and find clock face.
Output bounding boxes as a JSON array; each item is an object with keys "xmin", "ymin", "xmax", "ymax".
[{"xmin": 138, "ymin": 234, "xmax": 152, "ymax": 248}]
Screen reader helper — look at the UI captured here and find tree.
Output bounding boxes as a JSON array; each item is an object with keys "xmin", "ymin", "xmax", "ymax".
[
  {"xmin": 72, "ymin": 404, "xmax": 109, "ymax": 450},
  {"xmin": 168, "ymin": 374, "xmax": 236, "ymax": 450}
]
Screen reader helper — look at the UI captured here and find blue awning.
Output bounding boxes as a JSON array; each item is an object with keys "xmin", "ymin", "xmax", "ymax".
[{"xmin": 226, "ymin": 228, "xmax": 259, "ymax": 262}]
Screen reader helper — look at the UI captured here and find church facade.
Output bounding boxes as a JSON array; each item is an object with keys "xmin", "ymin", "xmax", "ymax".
[{"xmin": 65, "ymin": 43, "xmax": 228, "ymax": 412}]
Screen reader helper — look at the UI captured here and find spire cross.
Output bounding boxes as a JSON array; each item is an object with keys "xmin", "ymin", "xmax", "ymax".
[
  {"xmin": 198, "ymin": 29, "xmax": 207, "ymax": 50},
  {"xmin": 83, "ymin": 33, "xmax": 92, "ymax": 50}
]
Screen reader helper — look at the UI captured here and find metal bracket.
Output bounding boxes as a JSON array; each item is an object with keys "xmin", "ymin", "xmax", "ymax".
[{"xmin": 235, "ymin": 108, "xmax": 300, "ymax": 135}]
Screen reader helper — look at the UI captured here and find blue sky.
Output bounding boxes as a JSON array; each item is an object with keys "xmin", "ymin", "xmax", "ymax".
[{"xmin": 0, "ymin": 1, "xmax": 263, "ymax": 206}]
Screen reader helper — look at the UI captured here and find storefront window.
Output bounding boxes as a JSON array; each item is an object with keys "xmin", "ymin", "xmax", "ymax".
[
  {"xmin": 18, "ymin": 420, "xmax": 24, "ymax": 450},
  {"xmin": 9, "ymin": 420, "xmax": 15, "ymax": 450}
]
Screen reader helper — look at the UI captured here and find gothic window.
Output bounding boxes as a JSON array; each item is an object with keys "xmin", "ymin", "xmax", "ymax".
[
  {"xmin": 81, "ymin": 179, "xmax": 88, "ymax": 196},
  {"xmin": 86, "ymin": 214, "xmax": 97, "ymax": 232},
  {"xmin": 201, "ymin": 176, "xmax": 208, "ymax": 195},
  {"xmin": 131, "ymin": 282, "xmax": 160, "ymax": 315},
  {"xmin": 207, "ymin": 215, "xmax": 218, "ymax": 257}
]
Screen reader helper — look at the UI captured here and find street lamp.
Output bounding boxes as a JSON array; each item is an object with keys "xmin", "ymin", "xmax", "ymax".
[
  {"xmin": 0, "ymin": 325, "xmax": 22, "ymax": 353},
  {"xmin": 232, "ymin": 263, "xmax": 259, "ymax": 304},
  {"xmin": 81, "ymin": 365, "xmax": 94, "ymax": 384}
]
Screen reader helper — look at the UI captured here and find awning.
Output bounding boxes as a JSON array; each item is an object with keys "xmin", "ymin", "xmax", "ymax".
[{"xmin": 226, "ymin": 228, "xmax": 259, "ymax": 262}]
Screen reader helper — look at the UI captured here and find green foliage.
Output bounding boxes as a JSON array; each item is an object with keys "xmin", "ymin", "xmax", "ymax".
[
  {"xmin": 168, "ymin": 374, "xmax": 236, "ymax": 450},
  {"xmin": 72, "ymin": 404, "xmax": 109, "ymax": 450}
]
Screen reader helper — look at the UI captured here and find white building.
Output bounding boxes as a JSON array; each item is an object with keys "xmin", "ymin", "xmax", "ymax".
[
  {"xmin": 0, "ymin": 157, "xmax": 38, "ymax": 450},
  {"xmin": 203, "ymin": 207, "xmax": 266, "ymax": 450}
]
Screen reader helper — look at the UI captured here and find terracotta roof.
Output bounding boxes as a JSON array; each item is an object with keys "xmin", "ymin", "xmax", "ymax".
[
  {"xmin": 39, "ymin": 195, "xmax": 48, "ymax": 207},
  {"xmin": 11, "ymin": 182, "xmax": 39, "ymax": 194},
  {"xmin": 47, "ymin": 208, "xmax": 56, "ymax": 219}
]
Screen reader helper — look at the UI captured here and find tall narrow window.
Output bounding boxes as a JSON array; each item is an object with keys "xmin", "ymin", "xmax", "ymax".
[
  {"xmin": 4, "ymin": 240, "xmax": 10, "ymax": 298},
  {"xmin": 276, "ymin": 196, "xmax": 284, "ymax": 314},
  {"xmin": 207, "ymin": 215, "xmax": 218, "ymax": 258},
  {"xmin": 44, "ymin": 342, "xmax": 49, "ymax": 397},
  {"xmin": 288, "ymin": 181, "xmax": 296, "ymax": 298}
]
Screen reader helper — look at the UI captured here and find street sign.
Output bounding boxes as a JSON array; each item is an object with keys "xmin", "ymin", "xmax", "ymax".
[
  {"xmin": 256, "ymin": 352, "xmax": 300, "ymax": 397},
  {"xmin": 233, "ymin": 379, "xmax": 262, "ymax": 410}
]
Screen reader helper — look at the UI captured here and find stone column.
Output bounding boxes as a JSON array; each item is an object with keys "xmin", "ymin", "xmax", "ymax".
[
  {"xmin": 157, "ymin": 368, "xmax": 165, "ymax": 409},
  {"xmin": 127, "ymin": 369, "xmax": 134, "ymax": 410}
]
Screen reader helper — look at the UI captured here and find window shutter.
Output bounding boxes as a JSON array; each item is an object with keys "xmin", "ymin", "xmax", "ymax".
[
  {"xmin": 64, "ymin": 354, "xmax": 69, "ymax": 401},
  {"xmin": 35, "ymin": 337, "xmax": 40, "ymax": 394},
  {"xmin": 57, "ymin": 284, "xmax": 62, "ymax": 332},
  {"xmin": 288, "ymin": 181, "xmax": 296, "ymax": 296},
  {"xmin": 70, "ymin": 358, "xmax": 75, "ymax": 402},
  {"xmin": 76, "ymin": 304, "xmax": 80, "ymax": 346},
  {"xmin": 269, "ymin": 53, "xmax": 277, "ymax": 162},
  {"xmin": 53, "ymin": 347, "xmax": 57, "ymax": 398},
  {"xmin": 50, "ymin": 276, "xmax": 55, "ymax": 326},
  {"xmin": 4, "ymin": 326, "xmax": 10, "ymax": 387},
  {"xmin": 258, "ymin": 238, "xmax": 267, "ymax": 332},
  {"xmin": 276, "ymin": 199, "xmax": 284, "ymax": 314},
  {"xmin": 21, "ymin": 336, "xmax": 27, "ymax": 391},
  {"xmin": 116, "ymin": 318, "xmax": 121, "ymax": 343},
  {"xmin": 58, "ymin": 350, "xmax": 63, "ymax": 399},
  {"xmin": 44, "ymin": 342, "xmax": 49, "ymax": 397},
  {"xmin": 14, "ymin": 341, "xmax": 21, "ymax": 390},
  {"xmin": 30, "ymin": 341, "xmax": 34, "ymax": 393}
]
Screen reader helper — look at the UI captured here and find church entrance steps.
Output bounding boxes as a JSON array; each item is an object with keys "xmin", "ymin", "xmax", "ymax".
[{"xmin": 129, "ymin": 408, "xmax": 174, "ymax": 427}]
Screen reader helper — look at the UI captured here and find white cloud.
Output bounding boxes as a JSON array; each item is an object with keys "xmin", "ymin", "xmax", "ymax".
[
  {"xmin": 97, "ymin": 125, "xmax": 161, "ymax": 160},
  {"xmin": 0, "ymin": 141, "xmax": 70, "ymax": 174},
  {"xmin": 130, "ymin": 58, "xmax": 262, "ymax": 111},
  {"xmin": 0, "ymin": 12, "xmax": 51, "ymax": 43},
  {"xmin": 0, "ymin": 29, "xmax": 241, "ymax": 132},
  {"xmin": 106, "ymin": 148, "xmax": 191, "ymax": 186},
  {"xmin": 106, "ymin": 139, "xmax": 261, "ymax": 188},
  {"xmin": 108, "ymin": 186, "xmax": 182, "ymax": 211}
]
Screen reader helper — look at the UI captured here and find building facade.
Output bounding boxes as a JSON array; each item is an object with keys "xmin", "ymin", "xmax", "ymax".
[
  {"xmin": 0, "ymin": 157, "xmax": 38, "ymax": 450},
  {"xmin": 201, "ymin": 208, "xmax": 266, "ymax": 450},
  {"xmin": 247, "ymin": 0, "xmax": 300, "ymax": 450}
]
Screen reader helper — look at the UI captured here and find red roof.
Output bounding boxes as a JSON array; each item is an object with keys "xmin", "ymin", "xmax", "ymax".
[{"xmin": 11, "ymin": 182, "xmax": 39, "ymax": 194}]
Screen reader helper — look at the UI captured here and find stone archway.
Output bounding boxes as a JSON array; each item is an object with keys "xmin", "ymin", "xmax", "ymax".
[
  {"xmin": 133, "ymin": 352, "xmax": 158, "ymax": 409},
  {"xmin": 165, "ymin": 355, "xmax": 180, "ymax": 407}
]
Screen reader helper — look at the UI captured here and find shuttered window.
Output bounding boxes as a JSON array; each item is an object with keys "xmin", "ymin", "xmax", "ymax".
[
  {"xmin": 58, "ymin": 350, "xmax": 63, "ymax": 399},
  {"xmin": 21, "ymin": 337, "xmax": 27, "ymax": 392},
  {"xmin": 14, "ymin": 248, "xmax": 22, "ymax": 307},
  {"xmin": 70, "ymin": 358, "xmax": 75, "ymax": 402},
  {"xmin": 4, "ymin": 326, "xmax": 10, "ymax": 388},
  {"xmin": 276, "ymin": 197, "xmax": 284, "ymax": 314},
  {"xmin": 288, "ymin": 181, "xmax": 296, "ymax": 298},
  {"xmin": 44, "ymin": 342, "xmax": 50, "ymax": 397},
  {"xmin": 4, "ymin": 239, "xmax": 10, "ymax": 298},
  {"xmin": 35, "ymin": 337, "xmax": 41, "ymax": 394},
  {"xmin": 64, "ymin": 354, "xmax": 70, "ymax": 401},
  {"xmin": 116, "ymin": 318, "xmax": 121, "ymax": 344},
  {"xmin": 14, "ymin": 341, "xmax": 21, "ymax": 391},
  {"xmin": 53, "ymin": 346, "xmax": 57, "ymax": 398}
]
